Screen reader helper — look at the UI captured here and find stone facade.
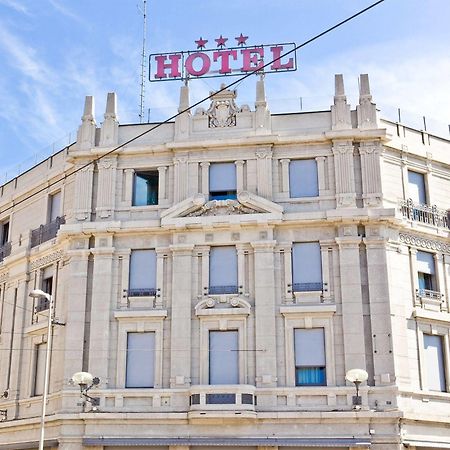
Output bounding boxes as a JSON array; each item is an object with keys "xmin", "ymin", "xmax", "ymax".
[{"xmin": 0, "ymin": 74, "xmax": 449, "ymax": 450}]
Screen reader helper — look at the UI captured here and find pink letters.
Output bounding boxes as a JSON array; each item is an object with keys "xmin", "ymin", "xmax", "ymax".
[
  {"xmin": 241, "ymin": 48, "xmax": 264, "ymax": 72},
  {"xmin": 154, "ymin": 54, "xmax": 182, "ymax": 79},
  {"xmin": 270, "ymin": 46, "xmax": 294, "ymax": 71},
  {"xmin": 213, "ymin": 50, "xmax": 238, "ymax": 74},
  {"xmin": 185, "ymin": 52, "xmax": 211, "ymax": 77}
]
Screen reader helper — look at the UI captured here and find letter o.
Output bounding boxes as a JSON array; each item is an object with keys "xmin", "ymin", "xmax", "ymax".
[{"xmin": 185, "ymin": 52, "xmax": 211, "ymax": 77}]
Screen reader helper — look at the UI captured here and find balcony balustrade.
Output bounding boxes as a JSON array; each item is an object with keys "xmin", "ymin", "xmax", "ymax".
[
  {"xmin": 189, "ymin": 385, "xmax": 256, "ymax": 412},
  {"xmin": 292, "ymin": 282, "xmax": 326, "ymax": 293},
  {"xmin": 208, "ymin": 285, "xmax": 239, "ymax": 295},
  {"xmin": 30, "ymin": 216, "xmax": 65, "ymax": 248},
  {"xmin": 399, "ymin": 199, "xmax": 449, "ymax": 229},
  {"xmin": 415, "ymin": 288, "xmax": 445, "ymax": 312},
  {"xmin": 127, "ymin": 288, "xmax": 157, "ymax": 297}
]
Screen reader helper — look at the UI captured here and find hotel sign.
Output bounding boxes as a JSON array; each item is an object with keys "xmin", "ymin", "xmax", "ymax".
[{"xmin": 149, "ymin": 34, "xmax": 297, "ymax": 81}]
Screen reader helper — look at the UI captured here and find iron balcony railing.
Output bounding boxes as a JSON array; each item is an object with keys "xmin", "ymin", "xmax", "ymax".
[
  {"xmin": 208, "ymin": 285, "xmax": 239, "ymax": 295},
  {"xmin": 292, "ymin": 282, "xmax": 326, "ymax": 293},
  {"xmin": 0, "ymin": 242, "xmax": 11, "ymax": 263},
  {"xmin": 399, "ymin": 199, "xmax": 449, "ymax": 229},
  {"xmin": 30, "ymin": 216, "xmax": 65, "ymax": 248},
  {"xmin": 127, "ymin": 288, "xmax": 157, "ymax": 297},
  {"xmin": 416, "ymin": 288, "xmax": 443, "ymax": 301}
]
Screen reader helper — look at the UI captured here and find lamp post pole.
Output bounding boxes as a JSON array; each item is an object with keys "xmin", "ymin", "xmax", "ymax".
[{"xmin": 30, "ymin": 290, "xmax": 53, "ymax": 450}]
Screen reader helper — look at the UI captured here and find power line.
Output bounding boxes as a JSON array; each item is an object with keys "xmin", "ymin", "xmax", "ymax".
[{"xmin": 0, "ymin": 0, "xmax": 385, "ymax": 218}]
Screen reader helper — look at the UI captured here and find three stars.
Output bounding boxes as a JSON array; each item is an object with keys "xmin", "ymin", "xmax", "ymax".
[{"xmin": 194, "ymin": 34, "xmax": 249, "ymax": 49}]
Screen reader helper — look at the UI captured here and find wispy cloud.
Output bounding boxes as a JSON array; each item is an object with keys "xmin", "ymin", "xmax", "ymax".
[
  {"xmin": 0, "ymin": 0, "xmax": 29, "ymax": 15},
  {"xmin": 47, "ymin": 0, "xmax": 84, "ymax": 24}
]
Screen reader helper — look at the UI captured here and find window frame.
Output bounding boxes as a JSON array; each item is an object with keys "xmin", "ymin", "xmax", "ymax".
[
  {"xmin": 209, "ymin": 162, "xmax": 237, "ymax": 201},
  {"xmin": 125, "ymin": 331, "xmax": 156, "ymax": 388},
  {"xmin": 128, "ymin": 249, "xmax": 157, "ymax": 297},
  {"xmin": 291, "ymin": 242, "xmax": 323, "ymax": 293},
  {"xmin": 48, "ymin": 190, "xmax": 62, "ymax": 223},
  {"xmin": 209, "ymin": 330, "xmax": 239, "ymax": 385},
  {"xmin": 132, "ymin": 170, "xmax": 159, "ymax": 207},
  {"xmin": 407, "ymin": 169, "xmax": 427, "ymax": 205},
  {"xmin": 208, "ymin": 246, "xmax": 239, "ymax": 295},
  {"xmin": 0, "ymin": 219, "xmax": 10, "ymax": 246}
]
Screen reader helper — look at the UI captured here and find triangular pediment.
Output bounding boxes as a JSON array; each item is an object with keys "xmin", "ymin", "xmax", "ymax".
[{"xmin": 161, "ymin": 191, "xmax": 283, "ymax": 227}]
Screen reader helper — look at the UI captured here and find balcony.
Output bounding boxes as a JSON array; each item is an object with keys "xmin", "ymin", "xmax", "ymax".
[
  {"xmin": 127, "ymin": 288, "xmax": 157, "ymax": 297},
  {"xmin": 208, "ymin": 285, "xmax": 239, "ymax": 295},
  {"xmin": 0, "ymin": 241, "xmax": 11, "ymax": 263},
  {"xmin": 292, "ymin": 282, "xmax": 326, "ymax": 293},
  {"xmin": 415, "ymin": 288, "xmax": 445, "ymax": 312},
  {"xmin": 399, "ymin": 199, "xmax": 449, "ymax": 229},
  {"xmin": 30, "ymin": 216, "xmax": 65, "ymax": 248}
]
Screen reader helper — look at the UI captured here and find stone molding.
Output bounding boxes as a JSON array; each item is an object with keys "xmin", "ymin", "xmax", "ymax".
[
  {"xmin": 30, "ymin": 249, "xmax": 64, "ymax": 270},
  {"xmin": 398, "ymin": 232, "xmax": 450, "ymax": 254}
]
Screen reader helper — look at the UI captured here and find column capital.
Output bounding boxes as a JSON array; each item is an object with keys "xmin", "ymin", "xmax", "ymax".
[
  {"xmin": 200, "ymin": 161, "xmax": 210, "ymax": 168},
  {"xmin": 235, "ymin": 160, "xmax": 245, "ymax": 166}
]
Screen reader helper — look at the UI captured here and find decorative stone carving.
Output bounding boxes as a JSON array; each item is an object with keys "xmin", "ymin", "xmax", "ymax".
[
  {"xmin": 195, "ymin": 296, "xmax": 251, "ymax": 316},
  {"xmin": 398, "ymin": 233, "xmax": 450, "ymax": 254},
  {"xmin": 185, "ymin": 199, "xmax": 259, "ymax": 217},
  {"xmin": 0, "ymin": 271, "xmax": 8, "ymax": 283},
  {"xmin": 207, "ymin": 84, "xmax": 239, "ymax": 128},
  {"xmin": 30, "ymin": 250, "xmax": 64, "ymax": 270}
]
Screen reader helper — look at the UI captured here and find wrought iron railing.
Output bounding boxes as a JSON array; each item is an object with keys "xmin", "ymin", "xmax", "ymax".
[
  {"xmin": 292, "ymin": 282, "xmax": 325, "ymax": 292},
  {"xmin": 30, "ymin": 216, "xmax": 65, "ymax": 248},
  {"xmin": 416, "ymin": 288, "xmax": 443, "ymax": 301},
  {"xmin": 208, "ymin": 285, "xmax": 239, "ymax": 295},
  {"xmin": 0, "ymin": 242, "xmax": 11, "ymax": 263},
  {"xmin": 399, "ymin": 199, "xmax": 449, "ymax": 229},
  {"xmin": 415, "ymin": 288, "xmax": 445, "ymax": 311},
  {"xmin": 127, "ymin": 288, "xmax": 157, "ymax": 297}
]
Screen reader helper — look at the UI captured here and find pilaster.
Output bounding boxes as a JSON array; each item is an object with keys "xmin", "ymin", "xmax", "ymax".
[
  {"xmin": 280, "ymin": 159, "xmax": 290, "ymax": 194},
  {"xmin": 256, "ymin": 148, "xmax": 273, "ymax": 200},
  {"xmin": 157, "ymin": 166, "xmax": 168, "ymax": 204},
  {"xmin": 332, "ymin": 140, "xmax": 356, "ymax": 208},
  {"xmin": 96, "ymin": 157, "xmax": 117, "ymax": 219},
  {"xmin": 359, "ymin": 141, "xmax": 383, "ymax": 207},
  {"xmin": 74, "ymin": 164, "xmax": 94, "ymax": 221},
  {"xmin": 200, "ymin": 162, "xmax": 210, "ymax": 197},
  {"xmin": 251, "ymin": 240, "xmax": 277, "ymax": 387},
  {"xmin": 173, "ymin": 154, "xmax": 189, "ymax": 203},
  {"xmin": 235, "ymin": 160, "xmax": 245, "ymax": 192}
]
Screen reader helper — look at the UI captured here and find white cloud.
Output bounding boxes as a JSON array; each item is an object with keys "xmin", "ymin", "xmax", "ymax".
[
  {"xmin": 0, "ymin": 0, "xmax": 29, "ymax": 15},
  {"xmin": 47, "ymin": 0, "xmax": 84, "ymax": 23}
]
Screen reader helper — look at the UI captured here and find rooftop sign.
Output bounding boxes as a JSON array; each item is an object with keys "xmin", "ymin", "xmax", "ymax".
[{"xmin": 149, "ymin": 34, "xmax": 297, "ymax": 82}]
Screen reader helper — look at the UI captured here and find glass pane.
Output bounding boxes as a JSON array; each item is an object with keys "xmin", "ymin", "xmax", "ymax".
[
  {"xmin": 126, "ymin": 332, "xmax": 155, "ymax": 388},
  {"xmin": 423, "ymin": 334, "xmax": 446, "ymax": 392},
  {"xmin": 209, "ymin": 330, "xmax": 238, "ymax": 384},
  {"xmin": 294, "ymin": 328, "xmax": 326, "ymax": 366},
  {"xmin": 416, "ymin": 251, "xmax": 435, "ymax": 275},
  {"xmin": 129, "ymin": 250, "xmax": 156, "ymax": 291},
  {"xmin": 292, "ymin": 242, "xmax": 322, "ymax": 290},
  {"xmin": 408, "ymin": 170, "xmax": 426, "ymax": 204},
  {"xmin": 50, "ymin": 191, "xmax": 61, "ymax": 222},
  {"xmin": 133, "ymin": 172, "xmax": 159, "ymax": 206},
  {"xmin": 209, "ymin": 247, "xmax": 238, "ymax": 293},
  {"xmin": 209, "ymin": 163, "xmax": 237, "ymax": 192},
  {"xmin": 289, "ymin": 159, "xmax": 318, "ymax": 198}
]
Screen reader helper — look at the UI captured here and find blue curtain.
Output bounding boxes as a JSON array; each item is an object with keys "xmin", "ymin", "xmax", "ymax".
[{"xmin": 296, "ymin": 367, "xmax": 325, "ymax": 386}]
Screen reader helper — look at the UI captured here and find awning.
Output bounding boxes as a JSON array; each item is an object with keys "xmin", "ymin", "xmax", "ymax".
[
  {"xmin": 83, "ymin": 437, "xmax": 371, "ymax": 447},
  {"xmin": 0, "ymin": 439, "xmax": 59, "ymax": 449},
  {"xmin": 402, "ymin": 439, "xmax": 450, "ymax": 449}
]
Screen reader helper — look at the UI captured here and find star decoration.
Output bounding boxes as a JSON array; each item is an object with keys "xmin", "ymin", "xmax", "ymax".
[
  {"xmin": 195, "ymin": 37, "xmax": 208, "ymax": 50},
  {"xmin": 235, "ymin": 33, "xmax": 248, "ymax": 46},
  {"xmin": 215, "ymin": 35, "xmax": 228, "ymax": 48}
]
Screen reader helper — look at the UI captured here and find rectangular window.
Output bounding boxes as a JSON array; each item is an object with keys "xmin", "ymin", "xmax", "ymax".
[
  {"xmin": 129, "ymin": 249, "xmax": 157, "ymax": 296},
  {"xmin": 289, "ymin": 159, "xmax": 319, "ymax": 198},
  {"xmin": 423, "ymin": 334, "xmax": 446, "ymax": 392},
  {"xmin": 294, "ymin": 328, "xmax": 326, "ymax": 386},
  {"xmin": 133, "ymin": 171, "xmax": 159, "ymax": 206},
  {"xmin": 49, "ymin": 191, "xmax": 61, "ymax": 223},
  {"xmin": 0, "ymin": 220, "xmax": 9, "ymax": 246},
  {"xmin": 34, "ymin": 343, "xmax": 47, "ymax": 396},
  {"xmin": 209, "ymin": 163, "xmax": 237, "ymax": 200},
  {"xmin": 126, "ymin": 332, "xmax": 155, "ymax": 388},
  {"xmin": 209, "ymin": 330, "xmax": 238, "ymax": 384},
  {"xmin": 408, "ymin": 170, "xmax": 426, "ymax": 205},
  {"xmin": 292, "ymin": 242, "xmax": 322, "ymax": 292},
  {"xmin": 416, "ymin": 251, "xmax": 436, "ymax": 292},
  {"xmin": 209, "ymin": 246, "xmax": 238, "ymax": 294}
]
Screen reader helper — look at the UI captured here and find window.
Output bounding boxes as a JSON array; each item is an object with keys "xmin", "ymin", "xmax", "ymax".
[
  {"xmin": 209, "ymin": 246, "xmax": 238, "ymax": 294},
  {"xmin": 289, "ymin": 159, "xmax": 319, "ymax": 198},
  {"xmin": 292, "ymin": 242, "xmax": 322, "ymax": 292},
  {"xmin": 49, "ymin": 191, "xmax": 61, "ymax": 223},
  {"xmin": 423, "ymin": 334, "xmax": 446, "ymax": 392},
  {"xmin": 294, "ymin": 328, "xmax": 326, "ymax": 386},
  {"xmin": 133, "ymin": 171, "xmax": 158, "ymax": 206},
  {"xmin": 408, "ymin": 170, "xmax": 426, "ymax": 205},
  {"xmin": 209, "ymin": 163, "xmax": 237, "ymax": 200},
  {"xmin": 126, "ymin": 332, "xmax": 155, "ymax": 388},
  {"xmin": 0, "ymin": 220, "xmax": 9, "ymax": 246},
  {"xmin": 209, "ymin": 330, "xmax": 239, "ymax": 384},
  {"xmin": 129, "ymin": 250, "xmax": 157, "ymax": 296},
  {"xmin": 34, "ymin": 343, "xmax": 47, "ymax": 396},
  {"xmin": 416, "ymin": 251, "xmax": 436, "ymax": 292}
]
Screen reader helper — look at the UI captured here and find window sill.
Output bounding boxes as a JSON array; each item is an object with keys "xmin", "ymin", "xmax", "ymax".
[
  {"xmin": 281, "ymin": 304, "xmax": 336, "ymax": 315},
  {"xmin": 413, "ymin": 307, "xmax": 450, "ymax": 323}
]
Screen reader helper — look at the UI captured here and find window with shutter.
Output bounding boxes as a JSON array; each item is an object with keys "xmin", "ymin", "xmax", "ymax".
[
  {"xmin": 129, "ymin": 250, "xmax": 157, "ymax": 296},
  {"xmin": 126, "ymin": 332, "xmax": 155, "ymax": 388},
  {"xmin": 294, "ymin": 328, "xmax": 326, "ymax": 386},
  {"xmin": 209, "ymin": 246, "xmax": 238, "ymax": 294},
  {"xmin": 209, "ymin": 330, "xmax": 239, "ymax": 384},
  {"xmin": 292, "ymin": 242, "xmax": 323, "ymax": 292},
  {"xmin": 209, "ymin": 163, "xmax": 237, "ymax": 200},
  {"xmin": 289, "ymin": 159, "xmax": 319, "ymax": 198}
]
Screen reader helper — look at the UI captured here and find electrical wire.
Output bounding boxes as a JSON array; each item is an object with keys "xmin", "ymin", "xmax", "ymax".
[{"xmin": 0, "ymin": 0, "xmax": 385, "ymax": 217}]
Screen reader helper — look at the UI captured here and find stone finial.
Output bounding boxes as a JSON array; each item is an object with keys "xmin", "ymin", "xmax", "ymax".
[
  {"xmin": 255, "ymin": 74, "xmax": 270, "ymax": 132},
  {"xmin": 99, "ymin": 92, "xmax": 119, "ymax": 147},
  {"xmin": 178, "ymin": 83, "xmax": 190, "ymax": 113},
  {"xmin": 331, "ymin": 74, "xmax": 351, "ymax": 130},
  {"xmin": 255, "ymin": 74, "xmax": 267, "ymax": 108},
  {"xmin": 357, "ymin": 74, "xmax": 378, "ymax": 129},
  {"xmin": 76, "ymin": 95, "xmax": 97, "ymax": 150}
]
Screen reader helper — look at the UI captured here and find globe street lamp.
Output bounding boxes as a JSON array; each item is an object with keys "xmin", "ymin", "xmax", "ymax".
[
  {"xmin": 71, "ymin": 372, "xmax": 100, "ymax": 411},
  {"xmin": 29, "ymin": 289, "xmax": 53, "ymax": 450},
  {"xmin": 345, "ymin": 368, "xmax": 369, "ymax": 409}
]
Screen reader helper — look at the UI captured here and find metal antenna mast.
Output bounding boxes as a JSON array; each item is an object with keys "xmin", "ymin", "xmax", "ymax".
[{"xmin": 138, "ymin": 0, "xmax": 147, "ymax": 123}]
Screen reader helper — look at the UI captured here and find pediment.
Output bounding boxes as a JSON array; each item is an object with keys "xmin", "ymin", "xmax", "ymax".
[{"xmin": 161, "ymin": 191, "xmax": 283, "ymax": 227}]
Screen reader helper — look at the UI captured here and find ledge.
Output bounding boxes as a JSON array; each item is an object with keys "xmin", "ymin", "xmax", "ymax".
[
  {"xmin": 413, "ymin": 307, "xmax": 450, "ymax": 323},
  {"xmin": 114, "ymin": 309, "xmax": 167, "ymax": 319},
  {"xmin": 281, "ymin": 304, "xmax": 337, "ymax": 315}
]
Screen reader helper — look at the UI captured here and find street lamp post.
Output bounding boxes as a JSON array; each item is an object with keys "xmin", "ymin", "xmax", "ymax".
[
  {"xmin": 29, "ymin": 289, "xmax": 53, "ymax": 450},
  {"xmin": 345, "ymin": 368, "xmax": 369, "ymax": 410}
]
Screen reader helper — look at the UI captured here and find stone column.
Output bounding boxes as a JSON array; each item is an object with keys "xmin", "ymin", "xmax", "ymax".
[
  {"xmin": 157, "ymin": 166, "xmax": 167, "ymax": 204},
  {"xmin": 251, "ymin": 240, "xmax": 277, "ymax": 387},
  {"xmin": 170, "ymin": 243, "xmax": 194, "ymax": 387},
  {"xmin": 332, "ymin": 140, "xmax": 356, "ymax": 208},
  {"xmin": 316, "ymin": 156, "xmax": 326, "ymax": 195},
  {"xmin": 364, "ymin": 236, "xmax": 395, "ymax": 385},
  {"xmin": 200, "ymin": 162, "xmax": 210, "ymax": 197},
  {"xmin": 88, "ymin": 236, "xmax": 115, "ymax": 385},
  {"xmin": 336, "ymin": 233, "xmax": 366, "ymax": 372},
  {"xmin": 96, "ymin": 157, "xmax": 117, "ymax": 219},
  {"xmin": 280, "ymin": 159, "xmax": 290, "ymax": 195},
  {"xmin": 74, "ymin": 164, "xmax": 94, "ymax": 221},
  {"xmin": 359, "ymin": 141, "xmax": 383, "ymax": 207},
  {"xmin": 235, "ymin": 160, "xmax": 245, "ymax": 192},
  {"xmin": 174, "ymin": 154, "xmax": 189, "ymax": 203},
  {"xmin": 123, "ymin": 169, "xmax": 134, "ymax": 205},
  {"xmin": 256, "ymin": 148, "xmax": 273, "ymax": 200}
]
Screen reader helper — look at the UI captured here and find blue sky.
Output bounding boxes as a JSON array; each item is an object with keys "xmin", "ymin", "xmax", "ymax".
[{"xmin": 1, "ymin": 0, "xmax": 449, "ymax": 183}]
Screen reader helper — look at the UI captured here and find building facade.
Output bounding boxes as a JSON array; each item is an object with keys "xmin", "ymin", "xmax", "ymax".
[{"xmin": 0, "ymin": 74, "xmax": 449, "ymax": 450}]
